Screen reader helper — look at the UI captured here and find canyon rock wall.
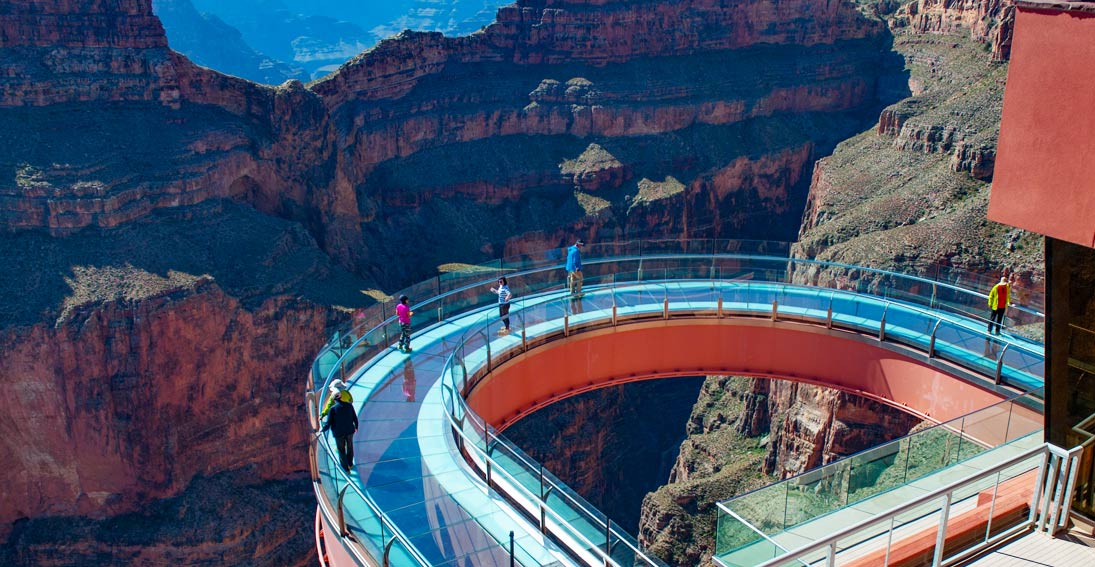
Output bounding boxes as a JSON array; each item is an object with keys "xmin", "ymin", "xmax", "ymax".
[
  {"xmin": 0, "ymin": 202, "xmax": 370, "ymax": 556},
  {"xmin": 896, "ymin": 0, "xmax": 1015, "ymax": 60},
  {"xmin": 794, "ymin": 0, "xmax": 1043, "ymax": 292},
  {"xmin": 1, "ymin": 0, "xmax": 899, "ymax": 285}
]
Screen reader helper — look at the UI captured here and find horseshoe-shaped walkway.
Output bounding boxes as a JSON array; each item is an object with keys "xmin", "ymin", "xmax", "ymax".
[{"xmin": 307, "ymin": 257, "xmax": 1044, "ymax": 567}]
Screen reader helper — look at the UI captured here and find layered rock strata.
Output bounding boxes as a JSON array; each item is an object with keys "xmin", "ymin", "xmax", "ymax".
[
  {"xmin": 2, "ymin": 0, "xmax": 899, "ymax": 286},
  {"xmin": 0, "ymin": 201, "xmax": 371, "ymax": 547},
  {"xmin": 794, "ymin": 0, "xmax": 1043, "ymax": 292}
]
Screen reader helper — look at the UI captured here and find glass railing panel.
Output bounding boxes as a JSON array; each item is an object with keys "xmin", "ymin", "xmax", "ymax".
[
  {"xmin": 711, "ymin": 260, "xmax": 758, "ymax": 283},
  {"xmin": 607, "ymin": 269, "xmax": 641, "ymax": 287},
  {"xmin": 828, "ymin": 293, "xmax": 886, "ymax": 334},
  {"xmin": 904, "ymin": 424, "xmax": 961, "ymax": 482},
  {"xmin": 846, "ymin": 437, "xmax": 911, "ymax": 502},
  {"xmin": 317, "ymin": 439, "xmax": 342, "ymax": 512},
  {"xmin": 738, "ymin": 256, "xmax": 791, "ymax": 284},
  {"xmin": 663, "ymin": 263, "xmax": 715, "ymax": 282},
  {"xmin": 341, "ymin": 488, "xmax": 388, "ymax": 560},
  {"xmin": 383, "ymin": 534, "xmax": 431, "ymax": 567},
  {"xmin": 583, "ymin": 240, "xmax": 642, "ymax": 261},
  {"xmin": 438, "ymin": 260, "xmax": 501, "ymax": 293},
  {"xmin": 511, "ymin": 296, "xmax": 557, "ymax": 335},
  {"xmin": 880, "ymin": 306, "xmax": 938, "ymax": 348},
  {"xmin": 612, "ymin": 277, "xmax": 669, "ymax": 313},
  {"xmin": 720, "ymin": 281, "xmax": 779, "ymax": 314},
  {"xmin": 499, "ymin": 250, "xmax": 561, "ymax": 274},
  {"xmin": 783, "ymin": 463, "xmax": 850, "ymax": 528},
  {"xmin": 724, "ymin": 481, "xmax": 789, "ymax": 536},
  {"xmin": 999, "ymin": 345, "xmax": 1045, "ymax": 390},
  {"xmin": 607, "ymin": 529, "xmax": 661, "ymax": 567},
  {"xmin": 489, "ymin": 437, "xmax": 543, "ymax": 498},
  {"xmin": 958, "ymin": 402, "xmax": 1014, "ymax": 449},
  {"xmin": 535, "ymin": 469, "xmax": 616, "ymax": 560},
  {"xmin": 714, "ymin": 508, "xmax": 785, "ymax": 566},
  {"xmin": 932, "ymin": 319, "xmax": 999, "ymax": 377},
  {"xmin": 510, "ymin": 267, "xmax": 569, "ymax": 299},
  {"xmin": 773, "ymin": 286, "xmax": 831, "ymax": 320},
  {"xmin": 439, "ymin": 283, "xmax": 499, "ymax": 322},
  {"xmin": 1004, "ymin": 393, "xmax": 1044, "ymax": 442},
  {"xmin": 871, "ymin": 275, "xmax": 940, "ymax": 307},
  {"xmin": 986, "ymin": 457, "xmax": 1042, "ymax": 539},
  {"xmin": 636, "ymin": 239, "xmax": 694, "ymax": 257}
]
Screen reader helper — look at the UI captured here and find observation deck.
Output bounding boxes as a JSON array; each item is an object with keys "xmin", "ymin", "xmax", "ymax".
[{"xmin": 305, "ymin": 241, "xmax": 1076, "ymax": 567}]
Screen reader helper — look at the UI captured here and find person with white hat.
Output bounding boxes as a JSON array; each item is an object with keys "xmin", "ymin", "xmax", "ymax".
[{"xmin": 321, "ymin": 379, "xmax": 352, "ymax": 418}]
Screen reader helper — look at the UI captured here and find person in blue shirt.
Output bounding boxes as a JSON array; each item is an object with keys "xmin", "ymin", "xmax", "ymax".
[{"xmin": 566, "ymin": 239, "xmax": 584, "ymax": 297}]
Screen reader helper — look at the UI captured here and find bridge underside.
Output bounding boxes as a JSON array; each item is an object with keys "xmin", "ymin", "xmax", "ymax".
[{"xmin": 467, "ymin": 319, "xmax": 1032, "ymax": 432}]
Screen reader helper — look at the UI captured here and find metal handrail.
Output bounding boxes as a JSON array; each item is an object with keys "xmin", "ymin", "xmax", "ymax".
[
  {"xmin": 314, "ymin": 433, "xmax": 431, "ymax": 567},
  {"xmin": 742, "ymin": 443, "xmax": 1079, "ymax": 567},
  {"xmin": 444, "ymin": 395, "xmax": 664, "ymax": 567},
  {"xmin": 314, "ymin": 246, "xmax": 1045, "ymax": 394}
]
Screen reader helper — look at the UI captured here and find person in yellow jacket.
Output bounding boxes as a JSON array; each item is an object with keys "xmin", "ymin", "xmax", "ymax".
[{"xmin": 987, "ymin": 277, "xmax": 1012, "ymax": 335}]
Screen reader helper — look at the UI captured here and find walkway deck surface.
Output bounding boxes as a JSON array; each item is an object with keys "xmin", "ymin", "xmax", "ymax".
[{"xmin": 960, "ymin": 531, "xmax": 1095, "ymax": 566}]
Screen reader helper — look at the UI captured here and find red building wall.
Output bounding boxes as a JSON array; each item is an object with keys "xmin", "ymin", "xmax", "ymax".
[{"xmin": 990, "ymin": 2, "xmax": 1095, "ymax": 247}]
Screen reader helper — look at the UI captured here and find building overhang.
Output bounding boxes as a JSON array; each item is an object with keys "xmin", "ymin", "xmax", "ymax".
[{"xmin": 989, "ymin": 1, "xmax": 1095, "ymax": 247}]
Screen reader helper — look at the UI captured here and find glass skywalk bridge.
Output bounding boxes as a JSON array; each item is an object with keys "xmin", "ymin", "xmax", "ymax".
[{"xmin": 306, "ymin": 241, "xmax": 1052, "ymax": 567}]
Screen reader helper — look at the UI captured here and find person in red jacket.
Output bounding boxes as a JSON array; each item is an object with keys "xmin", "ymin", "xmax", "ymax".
[{"xmin": 987, "ymin": 277, "xmax": 1012, "ymax": 335}]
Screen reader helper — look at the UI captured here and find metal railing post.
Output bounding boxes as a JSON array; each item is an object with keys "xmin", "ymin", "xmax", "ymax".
[
  {"xmin": 771, "ymin": 300, "xmax": 778, "ymax": 321},
  {"xmin": 985, "ymin": 471, "xmax": 1002, "ymax": 543},
  {"xmin": 933, "ymin": 492, "xmax": 952, "ymax": 566},
  {"xmin": 879, "ymin": 304, "xmax": 888, "ymax": 341},
  {"xmin": 509, "ymin": 531, "xmax": 515, "ymax": 567},
  {"xmin": 663, "ymin": 296, "xmax": 669, "ymax": 320},
  {"xmin": 564, "ymin": 313, "xmax": 570, "ymax": 337},
  {"xmin": 995, "ymin": 344, "xmax": 1010, "ymax": 385},
  {"xmin": 486, "ymin": 332, "xmax": 493, "ymax": 373},
  {"xmin": 337, "ymin": 485, "xmax": 350, "ymax": 536},
  {"xmin": 717, "ymin": 295, "xmax": 724, "ymax": 318},
  {"xmin": 383, "ymin": 537, "xmax": 396, "ymax": 567},
  {"xmin": 928, "ymin": 319, "xmax": 942, "ymax": 358}
]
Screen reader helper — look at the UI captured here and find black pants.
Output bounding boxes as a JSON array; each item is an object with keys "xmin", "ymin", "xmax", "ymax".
[
  {"xmin": 499, "ymin": 303, "xmax": 511, "ymax": 329},
  {"xmin": 336, "ymin": 434, "xmax": 355, "ymax": 472},
  {"xmin": 988, "ymin": 307, "xmax": 1006, "ymax": 334}
]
